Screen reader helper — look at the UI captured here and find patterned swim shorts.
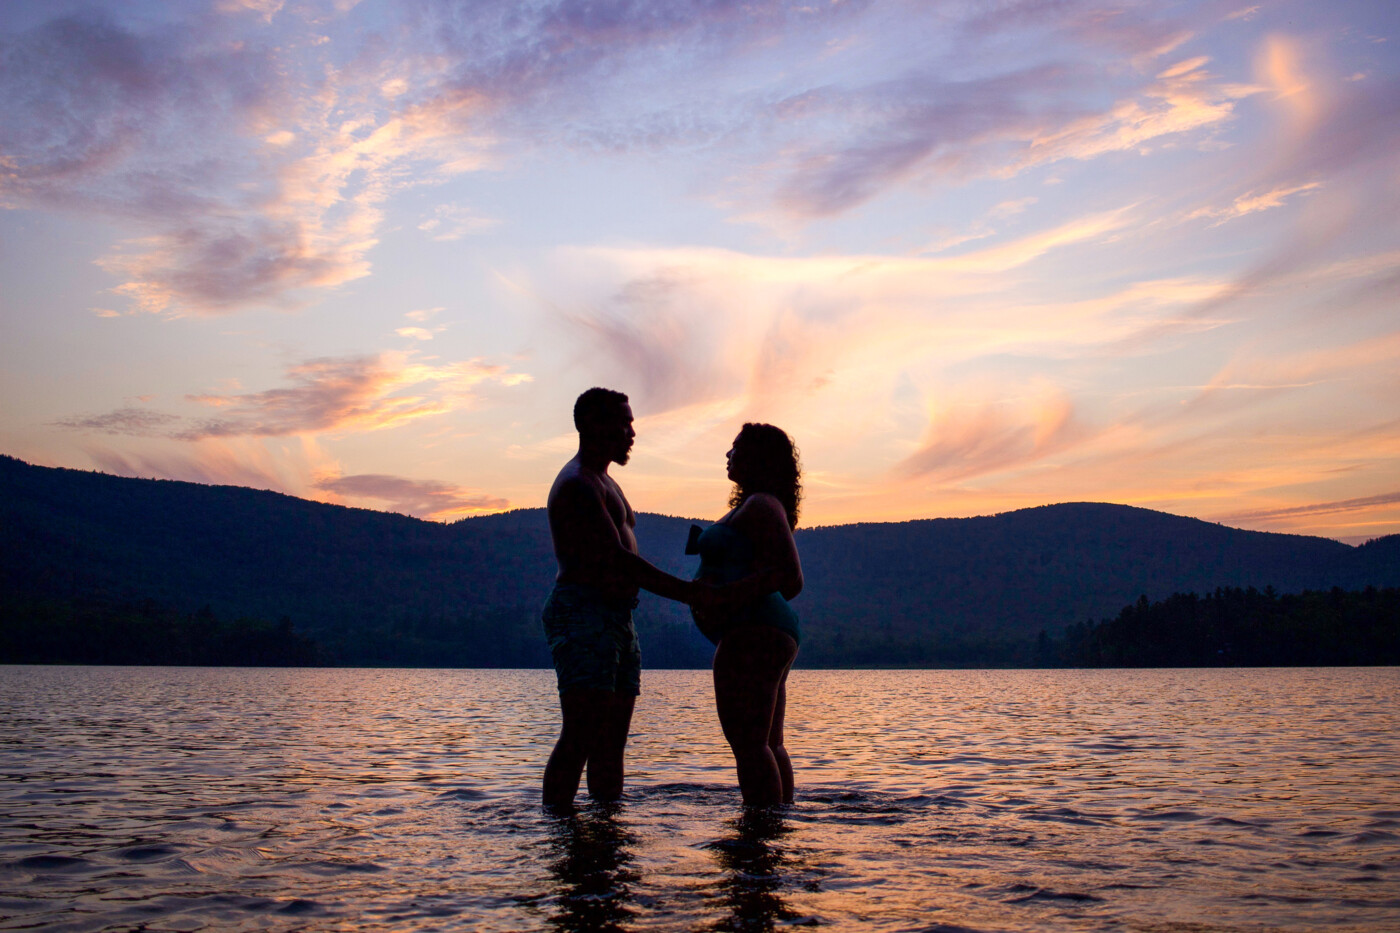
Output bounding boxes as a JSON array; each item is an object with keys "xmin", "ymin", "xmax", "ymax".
[{"xmin": 541, "ymin": 584, "xmax": 642, "ymax": 696}]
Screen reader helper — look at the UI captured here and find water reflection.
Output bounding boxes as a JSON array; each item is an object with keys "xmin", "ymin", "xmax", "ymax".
[
  {"xmin": 3, "ymin": 668, "xmax": 1396, "ymax": 932},
  {"xmin": 543, "ymin": 804, "xmax": 639, "ymax": 933},
  {"xmin": 704, "ymin": 808, "xmax": 815, "ymax": 931}
]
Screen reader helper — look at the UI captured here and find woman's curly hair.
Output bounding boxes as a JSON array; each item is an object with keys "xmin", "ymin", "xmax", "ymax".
[{"xmin": 728, "ymin": 422, "xmax": 802, "ymax": 529}]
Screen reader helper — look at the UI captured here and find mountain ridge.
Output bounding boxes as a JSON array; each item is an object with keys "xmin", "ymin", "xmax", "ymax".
[{"xmin": 3, "ymin": 454, "xmax": 1396, "ymax": 666}]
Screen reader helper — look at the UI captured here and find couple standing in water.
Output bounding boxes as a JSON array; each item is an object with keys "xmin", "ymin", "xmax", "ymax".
[{"xmin": 542, "ymin": 387, "xmax": 803, "ymax": 809}]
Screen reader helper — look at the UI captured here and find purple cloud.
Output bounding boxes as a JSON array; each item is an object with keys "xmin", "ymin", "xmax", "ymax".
[
  {"xmin": 772, "ymin": 65, "xmax": 1094, "ymax": 217},
  {"xmin": 53, "ymin": 407, "xmax": 180, "ymax": 436},
  {"xmin": 0, "ymin": 10, "xmax": 279, "ymax": 199}
]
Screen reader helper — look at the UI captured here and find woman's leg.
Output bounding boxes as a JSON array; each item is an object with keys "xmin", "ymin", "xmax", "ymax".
[
  {"xmin": 768, "ymin": 668, "xmax": 794, "ymax": 804},
  {"xmin": 713, "ymin": 626, "xmax": 798, "ymax": 806}
]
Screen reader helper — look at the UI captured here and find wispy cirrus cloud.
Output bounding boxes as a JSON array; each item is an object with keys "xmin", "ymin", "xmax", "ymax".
[
  {"xmin": 313, "ymin": 473, "xmax": 508, "ymax": 520},
  {"xmin": 894, "ymin": 389, "xmax": 1087, "ymax": 483},
  {"xmin": 544, "ymin": 209, "xmax": 1171, "ymax": 419},
  {"xmin": 1213, "ymin": 491, "xmax": 1400, "ymax": 524},
  {"xmin": 86, "ymin": 441, "xmax": 304, "ymax": 493}
]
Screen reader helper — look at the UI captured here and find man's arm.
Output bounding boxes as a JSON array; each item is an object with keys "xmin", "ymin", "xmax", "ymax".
[{"xmin": 554, "ymin": 477, "xmax": 701, "ymax": 604}]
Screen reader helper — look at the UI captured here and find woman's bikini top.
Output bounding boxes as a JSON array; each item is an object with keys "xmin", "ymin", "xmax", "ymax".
[{"xmin": 690, "ymin": 522, "xmax": 800, "ymax": 647}]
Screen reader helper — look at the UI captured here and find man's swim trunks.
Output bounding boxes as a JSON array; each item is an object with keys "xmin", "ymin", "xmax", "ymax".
[{"xmin": 541, "ymin": 584, "xmax": 642, "ymax": 696}]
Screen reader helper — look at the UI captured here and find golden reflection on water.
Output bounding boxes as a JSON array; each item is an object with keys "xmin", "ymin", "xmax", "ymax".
[
  {"xmin": 0, "ymin": 666, "xmax": 1397, "ymax": 932},
  {"xmin": 544, "ymin": 805, "xmax": 639, "ymax": 933},
  {"xmin": 704, "ymin": 808, "xmax": 817, "ymax": 932}
]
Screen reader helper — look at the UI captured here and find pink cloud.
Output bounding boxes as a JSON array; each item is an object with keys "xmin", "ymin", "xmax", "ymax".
[
  {"xmin": 86, "ymin": 445, "xmax": 291, "ymax": 493},
  {"xmin": 313, "ymin": 473, "xmax": 508, "ymax": 520},
  {"xmin": 56, "ymin": 352, "xmax": 529, "ymax": 441},
  {"xmin": 895, "ymin": 393, "xmax": 1086, "ymax": 482}
]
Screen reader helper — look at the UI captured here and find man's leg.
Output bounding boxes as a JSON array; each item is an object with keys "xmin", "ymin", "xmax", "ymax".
[
  {"xmin": 584, "ymin": 691, "xmax": 636, "ymax": 801},
  {"xmin": 543, "ymin": 688, "xmax": 603, "ymax": 808}
]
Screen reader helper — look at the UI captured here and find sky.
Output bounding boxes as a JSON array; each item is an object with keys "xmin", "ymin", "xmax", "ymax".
[{"xmin": 1, "ymin": 0, "xmax": 1397, "ymax": 543}]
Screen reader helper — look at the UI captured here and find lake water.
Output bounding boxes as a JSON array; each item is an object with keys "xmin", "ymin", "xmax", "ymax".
[{"xmin": 1, "ymin": 666, "xmax": 1397, "ymax": 932}]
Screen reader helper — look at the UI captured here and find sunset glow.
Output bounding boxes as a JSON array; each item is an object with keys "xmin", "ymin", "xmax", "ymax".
[{"xmin": 2, "ymin": 0, "xmax": 1397, "ymax": 541}]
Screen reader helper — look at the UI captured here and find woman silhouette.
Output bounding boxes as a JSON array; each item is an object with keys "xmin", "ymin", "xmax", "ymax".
[{"xmin": 691, "ymin": 423, "xmax": 804, "ymax": 806}]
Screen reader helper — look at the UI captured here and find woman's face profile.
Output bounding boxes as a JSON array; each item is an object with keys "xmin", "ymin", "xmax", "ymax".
[{"xmin": 725, "ymin": 434, "xmax": 745, "ymax": 483}]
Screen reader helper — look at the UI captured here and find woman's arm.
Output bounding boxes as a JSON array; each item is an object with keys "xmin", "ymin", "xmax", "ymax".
[{"xmin": 723, "ymin": 493, "xmax": 804, "ymax": 602}]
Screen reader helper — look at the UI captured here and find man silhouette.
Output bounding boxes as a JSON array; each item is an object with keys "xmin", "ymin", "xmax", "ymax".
[{"xmin": 542, "ymin": 388, "xmax": 704, "ymax": 807}]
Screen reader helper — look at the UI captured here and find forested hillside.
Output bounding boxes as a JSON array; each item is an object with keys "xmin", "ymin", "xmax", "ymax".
[{"xmin": 3, "ymin": 455, "xmax": 1397, "ymax": 666}]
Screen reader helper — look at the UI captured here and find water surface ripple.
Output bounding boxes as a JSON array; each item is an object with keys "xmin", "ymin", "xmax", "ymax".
[{"xmin": 1, "ymin": 666, "xmax": 1396, "ymax": 931}]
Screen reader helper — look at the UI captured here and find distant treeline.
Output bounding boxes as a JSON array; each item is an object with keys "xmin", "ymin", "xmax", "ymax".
[
  {"xmin": 0, "ymin": 595, "xmax": 318, "ymax": 667},
  {"xmin": 1050, "ymin": 586, "xmax": 1400, "ymax": 667}
]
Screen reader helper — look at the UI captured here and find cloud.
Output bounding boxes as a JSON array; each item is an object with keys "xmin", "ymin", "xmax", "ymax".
[
  {"xmin": 86, "ymin": 443, "xmax": 295, "ymax": 492},
  {"xmin": 894, "ymin": 389, "xmax": 1086, "ymax": 482},
  {"xmin": 97, "ymin": 220, "xmax": 371, "ymax": 314},
  {"xmin": 397, "ymin": 306, "xmax": 447, "ymax": 339},
  {"xmin": 1187, "ymin": 181, "xmax": 1322, "ymax": 224},
  {"xmin": 767, "ymin": 44, "xmax": 1252, "ymax": 217},
  {"xmin": 0, "ymin": 7, "xmax": 491, "ymax": 315},
  {"xmin": 418, "ymin": 204, "xmax": 500, "ymax": 240},
  {"xmin": 54, "ymin": 407, "xmax": 180, "ymax": 436},
  {"xmin": 57, "ymin": 351, "xmax": 530, "ymax": 441},
  {"xmin": 540, "ymin": 217, "xmax": 1211, "ymax": 424},
  {"xmin": 313, "ymin": 473, "xmax": 508, "ymax": 520},
  {"xmin": 1184, "ymin": 333, "xmax": 1400, "ymax": 418},
  {"xmin": 0, "ymin": 0, "xmax": 1291, "ymax": 317},
  {"xmin": 1164, "ymin": 41, "xmax": 1400, "ymax": 324},
  {"xmin": 1213, "ymin": 491, "xmax": 1400, "ymax": 524},
  {"xmin": 0, "ymin": 11, "xmax": 280, "ymax": 196},
  {"xmin": 559, "ymin": 265, "xmax": 741, "ymax": 414},
  {"xmin": 182, "ymin": 355, "xmax": 440, "ymax": 438},
  {"xmin": 182, "ymin": 354, "xmax": 529, "ymax": 438},
  {"xmin": 990, "ymin": 197, "xmax": 1038, "ymax": 219}
]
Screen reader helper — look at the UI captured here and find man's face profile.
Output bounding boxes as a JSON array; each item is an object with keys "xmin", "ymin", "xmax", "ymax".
[{"xmin": 586, "ymin": 402, "xmax": 635, "ymax": 465}]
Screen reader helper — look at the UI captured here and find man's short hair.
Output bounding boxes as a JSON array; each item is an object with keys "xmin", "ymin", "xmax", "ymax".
[{"xmin": 573, "ymin": 387, "xmax": 629, "ymax": 431}]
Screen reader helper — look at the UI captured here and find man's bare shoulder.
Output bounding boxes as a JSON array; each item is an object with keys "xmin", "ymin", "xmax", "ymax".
[
  {"xmin": 549, "ymin": 458, "xmax": 591, "ymax": 496},
  {"xmin": 550, "ymin": 459, "xmax": 617, "ymax": 516}
]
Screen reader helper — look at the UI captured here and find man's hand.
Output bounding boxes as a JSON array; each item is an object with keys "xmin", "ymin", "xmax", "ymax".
[{"xmin": 687, "ymin": 580, "xmax": 726, "ymax": 611}]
